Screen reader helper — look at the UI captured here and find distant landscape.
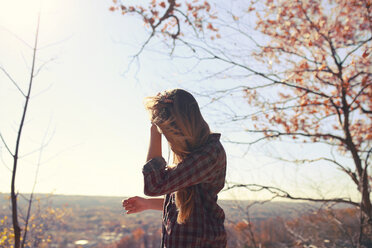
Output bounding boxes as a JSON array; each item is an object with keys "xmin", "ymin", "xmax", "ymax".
[{"xmin": 0, "ymin": 193, "xmax": 362, "ymax": 248}]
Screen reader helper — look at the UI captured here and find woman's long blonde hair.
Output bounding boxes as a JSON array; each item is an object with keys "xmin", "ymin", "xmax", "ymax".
[{"xmin": 145, "ymin": 89, "xmax": 211, "ymax": 224}]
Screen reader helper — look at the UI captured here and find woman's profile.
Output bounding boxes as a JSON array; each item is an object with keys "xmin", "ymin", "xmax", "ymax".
[{"xmin": 122, "ymin": 89, "xmax": 227, "ymax": 247}]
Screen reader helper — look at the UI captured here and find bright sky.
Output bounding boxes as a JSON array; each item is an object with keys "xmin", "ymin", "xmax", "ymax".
[{"xmin": 0, "ymin": 0, "xmax": 359, "ymax": 201}]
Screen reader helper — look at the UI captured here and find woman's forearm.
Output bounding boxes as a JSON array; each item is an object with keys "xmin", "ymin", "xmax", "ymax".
[
  {"xmin": 123, "ymin": 196, "xmax": 163, "ymax": 214},
  {"xmin": 146, "ymin": 124, "xmax": 162, "ymax": 162},
  {"xmin": 147, "ymin": 198, "xmax": 164, "ymax": 211}
]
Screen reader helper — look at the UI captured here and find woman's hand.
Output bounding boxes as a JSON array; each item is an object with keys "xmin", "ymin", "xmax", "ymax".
[{"xmin": 122, "ymin": 196, "xmax": 149, "ymax": 214}]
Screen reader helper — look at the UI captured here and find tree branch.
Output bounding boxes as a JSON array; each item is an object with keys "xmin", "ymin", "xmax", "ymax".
[
  {"xmin": 21, "ymin": 119, "xmax": 50, "ymax": 248},
  {"xmin": 365, "ymin": 147, "xmax": 372, "ymax": 171},
  {"xmin": 341, "ymin": 36, "xmax": 372, "ymax": 65},
  {"xmin": 0, "ymin": 66, "xmax": 26, "ymax": 97},
  {"xmin": 276, "ymin": 156, "xmax": 359, "ymax": 185},
  {"xmin": 244, "ymin": 129, "xmax": 345, "ymax": 142},
  {"xmin": 32, "ymin": 57, "xmax": 56, "ymax": 78},
  {"xmin": 224, "ymin": 183, "xmax": 359, "ymax": 207},
  {"xmin": 0, "ymin": 131, "xmax": 13, "ymax": 156},
  {"xmin": 11, "ymin": 12, "xmax": 40, "ymax": 248},
  {"xmin": 349, "ymin": 83, "xmax": 372, "ymax": 107}
]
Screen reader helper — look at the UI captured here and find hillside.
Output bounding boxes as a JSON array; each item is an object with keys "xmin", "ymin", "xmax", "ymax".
[{"xmin": 0, "ymin": 193, "xmax": 358, "ymax": 248}]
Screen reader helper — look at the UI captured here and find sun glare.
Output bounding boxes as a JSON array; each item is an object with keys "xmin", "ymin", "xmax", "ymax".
[{"xmin": 0, "ymin": 0, "xmax": 43, "ymax": 31}]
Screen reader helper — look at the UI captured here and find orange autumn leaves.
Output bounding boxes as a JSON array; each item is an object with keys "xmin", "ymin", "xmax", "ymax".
[
  {"xmin": 109, "ymin": 0, "xmax": 371, "ymax": 153},
  {"xmin": 242, "ymin": 0, "xmax": 371, "ymax": 152},
  {"xmin": 109, "ymin": 0, "xmax": 220, "ymax": 40}
]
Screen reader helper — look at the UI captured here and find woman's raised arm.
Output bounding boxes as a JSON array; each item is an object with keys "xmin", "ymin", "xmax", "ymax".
[{"xmin": 146, "ymin": 124, "xmax": 162, "ymax": 162}]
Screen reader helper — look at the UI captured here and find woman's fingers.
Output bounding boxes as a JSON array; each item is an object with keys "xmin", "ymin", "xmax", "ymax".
[
  {"xmin": 126, "ymin": 209, "xmax": 138, "ymax": 214},
  {"xmin": 125, "ymin": 204, "xmax": 141, "ymax": 214},
  {"xmin": 123, "ymin": 198, "xmax": 135, "ymax": 206},
  {"xmin": 123, "ymin": 196, "xmax": 139, "ymax": 205},
  {"xmin": 122, "ymin": 199, "xmax": 129, "ymax": 207},
  {"xmin": 124, "ymin": 205, "xmax": 134, "ymax": 211}
]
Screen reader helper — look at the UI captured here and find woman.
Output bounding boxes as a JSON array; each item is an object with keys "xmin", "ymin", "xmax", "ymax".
[{"xmin": 123, "ymin": 89, "xmax": 227, "ymax": 247}]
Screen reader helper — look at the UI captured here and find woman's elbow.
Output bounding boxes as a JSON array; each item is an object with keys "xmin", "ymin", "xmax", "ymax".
[{"xmin": 144, "ymin": 185, "xmax": 164, "ymax": 197}]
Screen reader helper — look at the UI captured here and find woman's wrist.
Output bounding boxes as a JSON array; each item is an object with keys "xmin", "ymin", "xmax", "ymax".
[
  {"xmin": 150, "ymin": 123, "xmax": 161, "ymax": 136},
  {"xmin": 147, "ymin": 198, "xmax": 164, "ymax": 211}
]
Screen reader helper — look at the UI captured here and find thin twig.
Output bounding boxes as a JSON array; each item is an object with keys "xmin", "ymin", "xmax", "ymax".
[
  {"xmin": 0, "ymin": 66, "xmax": 26, "ymax": 97},
  {"xmin": 0, "ymin": 131, "xmax": 13, "ymax": 156}
]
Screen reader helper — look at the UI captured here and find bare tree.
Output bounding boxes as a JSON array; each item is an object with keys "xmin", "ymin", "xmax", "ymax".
[{"xmin": 0, "ymin": 13, "xmax": 43, "ymax": 248}]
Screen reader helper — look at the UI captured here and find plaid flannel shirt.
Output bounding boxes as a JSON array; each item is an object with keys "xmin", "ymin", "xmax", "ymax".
[{"xmin": 142, "ymin": 133, "xmax": 227, "ymax": 248}]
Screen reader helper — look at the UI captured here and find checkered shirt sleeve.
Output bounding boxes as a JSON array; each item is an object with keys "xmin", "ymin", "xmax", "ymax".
[{"xmin": 142, "ymin": 137, "xmax": 221, "ymax": 196}]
